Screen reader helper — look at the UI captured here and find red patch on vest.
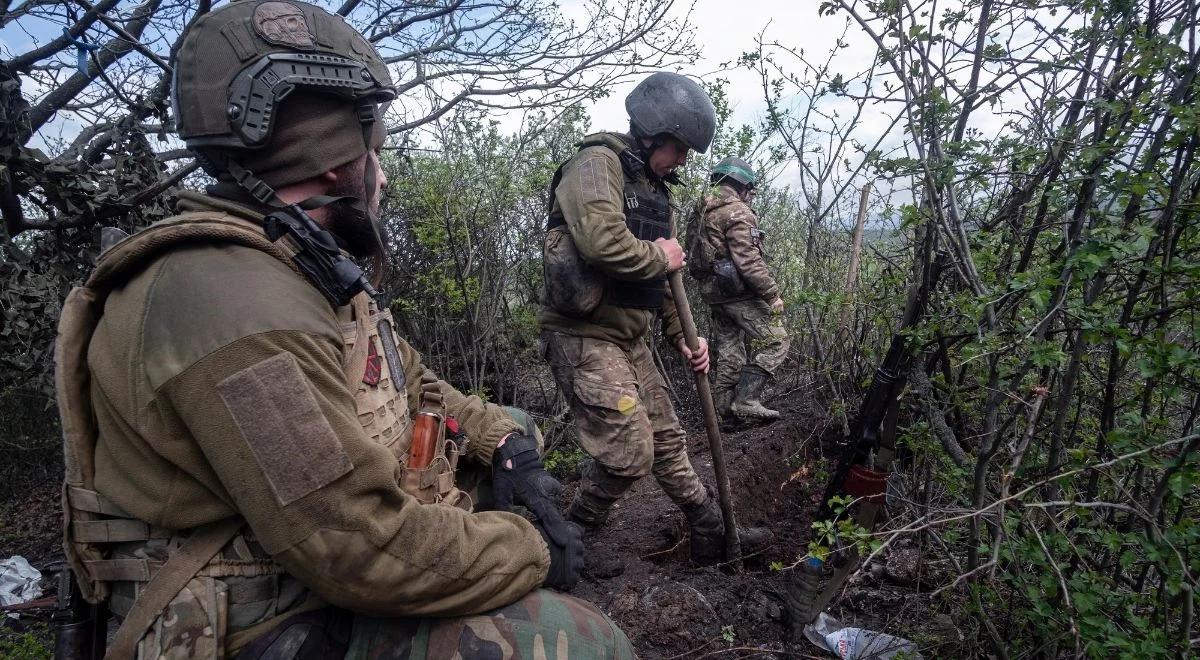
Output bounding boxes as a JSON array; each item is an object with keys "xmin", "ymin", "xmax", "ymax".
[{"xmin": 362, "ymin": 338, "xmax": 382, "ymax": 386}]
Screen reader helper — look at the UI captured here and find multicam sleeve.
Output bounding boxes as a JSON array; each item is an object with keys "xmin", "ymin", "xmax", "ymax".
[{"xmin": 724, "ymin": 202, "xmax": 780, "ymax": 303}]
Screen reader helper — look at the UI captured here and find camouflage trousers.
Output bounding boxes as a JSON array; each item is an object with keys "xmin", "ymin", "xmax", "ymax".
[
  {"xmin": 236, "ymin": 589, "xmax": 635, "ymax": 659},
  {"xmin": 539, "ymin": 331, "xmax": 708, "ymax": 525},
  {"xmin": 709, "ymin": 298, "xmax": 790, "ymax": 393}
]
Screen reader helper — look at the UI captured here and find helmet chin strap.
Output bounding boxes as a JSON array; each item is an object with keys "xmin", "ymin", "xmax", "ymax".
[
  {"xmin": 220, "ymin": 155, "xmax": 379, "ymax": 307},
  {"xmin": 211, "ymin": 100, "xmax": 387, "ymax": 308}
]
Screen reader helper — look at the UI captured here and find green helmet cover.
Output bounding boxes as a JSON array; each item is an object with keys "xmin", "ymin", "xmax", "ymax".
[
  {"xmin": 711, "ymin": 156, "xmax": 758, "ymax": 188},
  {"xmin": 173, "ymin": 1, "xmax": 395, "ymax": 159}
]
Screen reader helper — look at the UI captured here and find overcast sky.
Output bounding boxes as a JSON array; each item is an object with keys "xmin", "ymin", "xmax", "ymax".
[
  {"xmin": 582, "ymin": 1, "xmax": 845, "ymax": 132},
  {"xmin": 2, "ymin": 0, "xmax": 905, "ymax": 216}
]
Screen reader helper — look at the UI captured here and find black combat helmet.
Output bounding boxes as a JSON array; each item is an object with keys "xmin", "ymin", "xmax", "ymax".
[
  {"xmin": 711, "ymin": 157, "xmax": 758, "ymax": 188},
  {"xmin": 625, "ymin": 72, "xmax": 716, "ymax": 154}
]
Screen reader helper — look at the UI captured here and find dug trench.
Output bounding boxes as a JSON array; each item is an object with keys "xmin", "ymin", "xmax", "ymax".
[{"xmin": 561, "ymin": 391, "xmax": 831, "ymax": 659}]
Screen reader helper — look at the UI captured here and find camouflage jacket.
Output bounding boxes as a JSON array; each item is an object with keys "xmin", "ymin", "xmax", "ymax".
[{"xmin": 699, "ymin": 184, "xmax": 780, "ymax": 304}]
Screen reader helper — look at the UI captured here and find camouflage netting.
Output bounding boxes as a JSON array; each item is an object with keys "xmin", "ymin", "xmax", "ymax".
[{"xmin": 1, "ymin": 62, "xmax": 175, "ymax": 449}]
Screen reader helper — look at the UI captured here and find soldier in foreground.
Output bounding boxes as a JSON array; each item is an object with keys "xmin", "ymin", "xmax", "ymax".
[
  {"xmin": 693, "ymin": 158, "xmax": 789, "ymax": 425},
  {"xmin": 539, "ymin": 73, "xmax": 767, "ymax": 565},
  {"xmin": 53, "ymin": 1, "xmax": 633, "ymax": 657}
]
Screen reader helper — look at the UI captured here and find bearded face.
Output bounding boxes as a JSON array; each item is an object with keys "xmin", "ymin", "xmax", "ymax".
[{"xmin": 327, "ymin": 152, "xmax": 387, "ymax": 261}]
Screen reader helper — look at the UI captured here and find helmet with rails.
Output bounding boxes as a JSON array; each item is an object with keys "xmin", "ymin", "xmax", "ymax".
[
  {"xmin": 624, "ymin": 72, "xmax": 716, "ymax": 154},
  {"xmin": 172, "ymin": 0, "xmax": 398, "ymax": 306},
  {"xmin": 174, "ymin": 0, "xmax": 394, "ymax": 168},
  {"xmin": 172, "ymin": 0, "xmax": 393, "ymax": 194}
]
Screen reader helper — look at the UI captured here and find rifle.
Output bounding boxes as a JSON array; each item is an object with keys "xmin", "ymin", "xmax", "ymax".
[
  {"xmin": 785, "ymin": 220, "xmax": 944, "ymax": 633},
  {"xmin": 52, "ymin": 566, "xmax": 108, "ymax": 660}
]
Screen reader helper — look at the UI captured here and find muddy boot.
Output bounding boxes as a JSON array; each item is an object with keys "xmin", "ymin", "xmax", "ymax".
[
  {"xmin": 681, "ymin": 500, "xmax": 775, "ymax": 566},
  {"xmin": 682, "ymin": 500, "xmax": 726, "ymax": 566},
  {"xmin": 730, "ymin": 366, "xmax": 780, "ymax": 422},
  {"xmin": 567, "ymin": 459, "xmax": 637, "ymax": 531},
  {"xmin": 739, "ymin": 526, "xmax": 775, "ymax": 555},
  {"xmin": 566, "ymin": 494, "xmax": 609, "ymax": 531},
  {"xmin": 713, "ymin": 386, "xmax": 740, "ymax": 432}
]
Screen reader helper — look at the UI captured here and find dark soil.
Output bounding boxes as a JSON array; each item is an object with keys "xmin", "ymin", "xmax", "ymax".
[
  {"xmin": 0, "ymin": 480, "xmax": 63, "ymax": 567},
  {"xmin": 564, "ymin": 392, "xmax": 832, "ymax": 659}
]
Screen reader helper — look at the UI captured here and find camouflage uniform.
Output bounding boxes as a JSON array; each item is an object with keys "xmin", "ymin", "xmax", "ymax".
[
  {"xmin": 239, "ymin": 590, "xmax": 633, "ymax": 659},
  {"xmin": 698, "ymin": 184, "xmax": 790, "ymax": 412},
  {"xmin": 53, "ymin": 2, "xmax": 630, "ymax": 657},
  {"xmin": 538, "ymin": 132, "xmax": 708, "ymax": 527}
]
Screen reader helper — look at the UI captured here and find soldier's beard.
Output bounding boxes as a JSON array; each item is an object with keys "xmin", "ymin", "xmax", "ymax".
[{"xmin": 327, "ymin": 161, "xmax": 386, "ymax": 261}]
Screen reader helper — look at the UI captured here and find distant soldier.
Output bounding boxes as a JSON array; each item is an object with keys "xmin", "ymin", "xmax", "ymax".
[
  {"xmin": 539, "ymin": 73, "xmax": 767, "ymax": 565},
  {"xmin": 695, "ymin": 157, "xmax": 789, "ymax": 424},
  {"xmin": 52, "ymin": 1, "xmax": 633, "ymax": 657}
]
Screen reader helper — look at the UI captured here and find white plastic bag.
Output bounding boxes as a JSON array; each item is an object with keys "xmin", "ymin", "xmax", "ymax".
[
  {"xmin": 0, "ymin": 555, "xmax": 43, "ymax": 618},
  {"xmin": 804, "ymin": 612, "xmax": 922, "ymax": 659}
]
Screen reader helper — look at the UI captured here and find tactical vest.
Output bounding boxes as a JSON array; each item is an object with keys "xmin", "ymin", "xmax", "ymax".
[
  {"xmin": 546, "ymin": 134, "xmax": 672, "ymax": 310},
  {"xmin": 54, "ymin": 210, "xmax": 464, "ymax": 658}
]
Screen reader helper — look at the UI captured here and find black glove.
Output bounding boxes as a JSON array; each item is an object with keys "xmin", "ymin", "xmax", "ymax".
[
  {"xmin": 537, "ymin": 518, "xmax": 584, "ymax": 592},
  {"xmin": 492, "ymin": 433, "xmax": 582, "ymax": 590}
]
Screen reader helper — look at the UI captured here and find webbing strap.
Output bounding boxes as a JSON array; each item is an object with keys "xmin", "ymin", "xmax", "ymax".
[
  {"xmin": 72, "ymin": 519, "xmax": 171, "ymax": 543},
  {"xmin": 104, "ymin": 517, "xmax": 243, "ymax": 660},
  {"xmin": 342, "ymin": 293, "xmax": 372, "ymax": 390},
  {"xmin": 67, "ymin": 486, "xmax": 133, "ymax": 518},
  {"xmin": 86, "ymin": 558, "xmax": 152, "ymax": 582}
]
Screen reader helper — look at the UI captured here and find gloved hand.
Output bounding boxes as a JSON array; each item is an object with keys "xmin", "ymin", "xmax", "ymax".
[
  {"xmin": 492, "ymin": 433, "xmax": 582, "ymax": 590},
  {"xmin": 537, "ymin": 517, "xmax": 584, "ymax": 591}
]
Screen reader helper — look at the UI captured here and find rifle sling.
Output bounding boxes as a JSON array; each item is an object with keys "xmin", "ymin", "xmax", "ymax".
[{"xmin": 808, "ymin": 443, "xmax": 895, "ymax": 618}]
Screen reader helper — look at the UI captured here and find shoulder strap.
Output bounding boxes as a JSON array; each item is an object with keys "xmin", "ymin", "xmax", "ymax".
[{"xmin": 88, "ymin": 212, "xmax": 301, "ymax": 293}]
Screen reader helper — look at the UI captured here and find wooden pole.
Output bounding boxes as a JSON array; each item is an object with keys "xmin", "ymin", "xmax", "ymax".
[
  {"xmin": 840, "ymin": 183, "xmax": 872, "ymax": 329},
  {"xmin": 668, "ymin": 271, "xmax": 742, "ymax": 571}
]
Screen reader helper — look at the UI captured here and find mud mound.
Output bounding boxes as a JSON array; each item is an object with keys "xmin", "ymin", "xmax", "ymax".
[{"xmin": 567, "ymin": 395, "xmax": 828, "ymax": 658}]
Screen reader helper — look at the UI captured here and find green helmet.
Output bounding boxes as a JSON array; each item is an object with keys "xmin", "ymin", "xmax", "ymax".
[
  {"xmin": 173, "ymin": 0, "xmax": 395, "ymax": 183},
  {"xmin": 710, "ymin": 156, "xmax": 758, "ymax": 188}
]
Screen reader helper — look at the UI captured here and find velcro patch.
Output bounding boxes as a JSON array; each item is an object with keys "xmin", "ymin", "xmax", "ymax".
[
  {"xmin": 218, "ymin": 352, "xmax": 353, "ymax": 506},
  {"xmin": 577, "ymin": 157, "xmax": 610, "ymax": 203}
]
